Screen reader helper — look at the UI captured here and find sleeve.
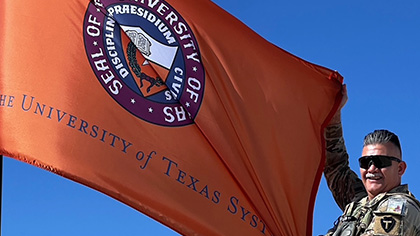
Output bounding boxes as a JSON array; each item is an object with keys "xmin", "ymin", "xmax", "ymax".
[
  {"xmin": 324, "ymin": 123, "xmax": 366, "ymax": 211},
  {"xmin": 402, "ymin": 198, "xmax": 420, "ymax": 235},
  {"xmin": 372, "ymin": 195, "xmax": 420, "ymax": 235}
]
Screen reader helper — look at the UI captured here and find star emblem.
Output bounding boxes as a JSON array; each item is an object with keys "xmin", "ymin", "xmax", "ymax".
[
  {"xmin": 130, "ymin": 98, "xmax": 136, "ymax": 104},
  {"xmin": 148, "ymin": 107, "xmax": 154, "ymax": 113}
]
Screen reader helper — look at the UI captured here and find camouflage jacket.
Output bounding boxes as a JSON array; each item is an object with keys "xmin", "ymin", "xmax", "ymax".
[{"xmin": 324, "ymin": 124, "xmax": 420, "ymax": 235}]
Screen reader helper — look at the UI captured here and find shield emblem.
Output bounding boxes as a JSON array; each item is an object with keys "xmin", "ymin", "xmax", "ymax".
[
  {"xmin": 121, "ymin": 25, "xmax": 178, "ymax": 97},
  {"xmin": 380, "ymin": 216, "xmax": 396, "ymax": 233}
]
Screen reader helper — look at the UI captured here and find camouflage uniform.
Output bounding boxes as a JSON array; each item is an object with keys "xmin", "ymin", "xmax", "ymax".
[{"xmin": 324, "ymin": 124, "xmax": 420, "ymax": 235}]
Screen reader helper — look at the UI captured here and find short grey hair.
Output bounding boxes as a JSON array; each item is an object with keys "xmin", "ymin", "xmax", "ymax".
[{"xmin": 363, "ymin": 129, "xmax": 402, "ymax": 156}]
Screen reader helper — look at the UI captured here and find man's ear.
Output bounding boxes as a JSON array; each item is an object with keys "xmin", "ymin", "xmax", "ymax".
[{"xmin": 398, "ymin": 161, "xmax": 407, "ymax": 177}]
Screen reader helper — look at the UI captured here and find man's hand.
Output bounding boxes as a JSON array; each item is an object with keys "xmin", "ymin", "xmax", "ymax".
[{"xmin": 329, "ymin": 84, "xmax": 348, "ymax": 125}]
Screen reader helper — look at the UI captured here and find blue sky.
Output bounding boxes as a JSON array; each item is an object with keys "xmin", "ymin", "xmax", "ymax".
[{"xmin": 2, "ymin": 0, "xmax": 420, "ymax": 235}]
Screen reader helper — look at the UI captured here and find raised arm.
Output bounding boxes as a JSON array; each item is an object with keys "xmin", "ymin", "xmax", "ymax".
[{"xmin": 324, "ymin": 85, "xmax": 366, "ymax": 210}]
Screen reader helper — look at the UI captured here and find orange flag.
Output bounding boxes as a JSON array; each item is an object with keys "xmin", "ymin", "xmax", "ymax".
[{"xmin": 0, "ymin": 0, "xmax": 343, "ymax": 235}]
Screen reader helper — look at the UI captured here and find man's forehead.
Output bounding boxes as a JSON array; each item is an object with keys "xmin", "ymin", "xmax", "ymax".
[{"xmin": 362, "ymin": 143, "xmax": 401, "ymax": 159}]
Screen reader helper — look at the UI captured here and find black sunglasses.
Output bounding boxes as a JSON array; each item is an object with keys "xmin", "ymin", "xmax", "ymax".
[{"xmin": 358, "ymin": 155, "xmax": 402, "ymax": 169}]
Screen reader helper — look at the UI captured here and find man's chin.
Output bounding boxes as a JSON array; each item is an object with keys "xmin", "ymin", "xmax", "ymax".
[{"xmin": 366, "ymin": 183, "xmax": 384, "ymax": 198}]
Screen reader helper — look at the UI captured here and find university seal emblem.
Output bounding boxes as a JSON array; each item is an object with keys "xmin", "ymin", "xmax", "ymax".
[{"xmin": 83, "ymin": 0, "xmax": 205, "ymax": 126}]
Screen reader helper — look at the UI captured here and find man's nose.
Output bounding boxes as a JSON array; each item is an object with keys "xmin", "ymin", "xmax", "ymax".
[{"xmin": 367, "ymin": 160, "xmax": 378, "ymax": 171}]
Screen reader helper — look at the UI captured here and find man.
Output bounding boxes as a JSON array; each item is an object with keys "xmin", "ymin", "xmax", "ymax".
[{"xmin": 323, "ymin": 86, "xmax": 420, "ymax": 235}]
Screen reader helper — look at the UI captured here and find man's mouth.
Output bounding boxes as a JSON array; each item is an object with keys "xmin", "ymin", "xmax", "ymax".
[{"xmin": 366, "ymin": 173, "xmax": 382, "ymax": 180}]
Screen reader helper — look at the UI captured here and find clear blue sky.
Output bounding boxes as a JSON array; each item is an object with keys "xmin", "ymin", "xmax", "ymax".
[{"xmin": 2, "ymin": 0, "xmax": 420, "ymax": 235}]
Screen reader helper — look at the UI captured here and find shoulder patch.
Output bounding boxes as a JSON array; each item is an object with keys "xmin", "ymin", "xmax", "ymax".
[
  {"xmin": 386, "ymin": 197, "xmax": 406, "ymax": 215},
  {"xmin": 376, "ymin": 196, "xmax": 407, "ymax": 216},
  {"xmin": 374, "ymin": 215, "xmax": 401, "ymax": 235}
]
